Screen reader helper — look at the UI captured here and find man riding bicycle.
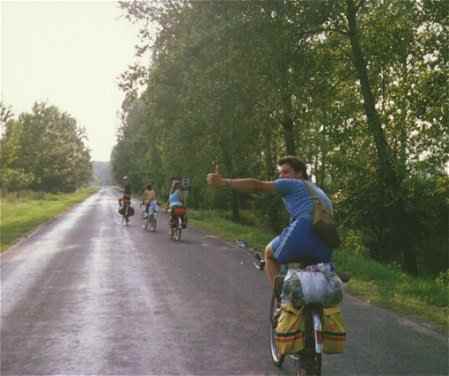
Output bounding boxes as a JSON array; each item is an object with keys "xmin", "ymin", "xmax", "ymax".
[
  {"xmin": 207, "ymin": 156, "xmax": 334, "ymax": 287},
  {"xmin": 119, "ymin": 176, "xmax": 131, "ymax": 204},
  {"xmin": 118, "ymin": 176, "xmax": 134, "ymax": 219}
]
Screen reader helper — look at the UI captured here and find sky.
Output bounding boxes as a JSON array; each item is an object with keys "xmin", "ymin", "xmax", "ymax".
[{"xmin": 1, "ymin": 0, "xmax": 148, "ymax": 161}]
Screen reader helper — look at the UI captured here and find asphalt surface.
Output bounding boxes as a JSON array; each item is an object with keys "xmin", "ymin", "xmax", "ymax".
[{"xmin": 1, "ymin": 187, "xmax": 448, "ymax": 375}]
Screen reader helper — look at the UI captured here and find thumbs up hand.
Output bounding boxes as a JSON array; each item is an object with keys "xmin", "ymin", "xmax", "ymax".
[{"xmin": 207, "ymin": 163, "xmax": 225, "ymax": 188}]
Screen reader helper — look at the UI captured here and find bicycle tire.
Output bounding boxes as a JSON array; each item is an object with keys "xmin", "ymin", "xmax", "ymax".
[
  {"xmin": 144, "ymin": 217, "xmax": 150, "ymax": 231},
  {"xmin": 175, "ymin": 226, "xmax": 182, "ymax": 241},
  {"xmin": 296, "ymin": 311, "xmax": 322, "ymax": 376},
  {"xmin": 296, "ymin": 352, "xmax": 321, "ymax": 376},
  {"xmin": 150, "ymin": 216, "xmax": 157, "ymax": 232},
  {"xmin": 270, "ymin": 293, "xmax": 285, "ymax": 367}
]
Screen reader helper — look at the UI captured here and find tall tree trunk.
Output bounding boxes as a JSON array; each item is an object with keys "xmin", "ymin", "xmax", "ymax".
[
  {"xmin": 221, "ymin": 136, "xmax": 240, "ymax": 222},
  {"xmin": 263, "ymin": 121, "xmax": 276, "ymax": 178},
  {"xmin": 281, "ymin": 115, "xmax": 296, "ymax": 155},
  {"xmin": 345, "ymin": 0, "xmax": 396, "ymax": 185},
  {"xmin": 345, "ymin": 0, "xmax": 418, "ymax": 275},
  {"xmin": 273, "ymin": 0, "xmax": 296, "ymax": 157},
  {"xmin": 280, "ymin": 81, "xmax": 296, "ymax": 155},
  {"xmin": 264, "ymin": 121, "xmax": 282, "ymax": 231}
]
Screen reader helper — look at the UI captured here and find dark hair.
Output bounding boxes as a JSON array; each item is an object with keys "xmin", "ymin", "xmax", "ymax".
[
  {"xmin": 170, "ymin": 181, "xmax": 181, "ymax": 193},
  {"xmin": 278, "ymin": 156, "xmax": 309, "ymax": 180},
  {"xmin": 146, "ymin": 184, "xmax": 152, "ymax": 190}
]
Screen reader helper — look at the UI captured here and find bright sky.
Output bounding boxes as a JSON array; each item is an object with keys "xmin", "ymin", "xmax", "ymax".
[{"xmin": 1, "ymin": 0, "xmax": 147, "ymax": 161}]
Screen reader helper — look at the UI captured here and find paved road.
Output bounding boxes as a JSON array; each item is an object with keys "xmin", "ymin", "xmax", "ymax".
[{"xmin": 1, "ymin": 188, "xmax": 447, "ymax": 375}]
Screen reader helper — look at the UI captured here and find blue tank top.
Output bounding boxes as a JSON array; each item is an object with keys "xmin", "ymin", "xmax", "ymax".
[{"xmin": 169, "ymin": 190, "xmax": 183, "ymax": 207}]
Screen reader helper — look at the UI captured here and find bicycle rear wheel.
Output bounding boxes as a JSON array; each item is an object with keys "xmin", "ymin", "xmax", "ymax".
[
  {"xmin": 296, "ymin": 351, "xmax": 321, "ymax": 376},
  {"xmin": 270, "ymin": 293, "xmax": 285, "ymax": 367},
  {"xmin": 296, "ymin": 311, "xmax": 322, "ymax": 376},
  {"xmin": 149, "ymin": 215, "xmax": 157, "ymax": 231},
  {"xmin": 175, "ymin": 226, "xmax": 182, "ymax": 241},
  {"xmin": 144, "ymin": 216, "xmax": 150, "ymax": 231}
]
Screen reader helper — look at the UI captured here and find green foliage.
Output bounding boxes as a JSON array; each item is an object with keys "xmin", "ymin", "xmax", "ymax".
[
  {"xmin": 114, "ymin": 0, "xmax": 448, "ymax": 277},
  {"xmin": 0, "ymin": 168, "xmax": 35, "ymax": 191},
  {"xmin": 340, "ymin": 229, "xmax": 368, "ymax": 257},
  {"xmin": 435, "ymin": 270, "xmax": 449, "ymax": 288},
  {"xmin": 0, "ymin": 102, "xmax": 92, "ymax": 193}
]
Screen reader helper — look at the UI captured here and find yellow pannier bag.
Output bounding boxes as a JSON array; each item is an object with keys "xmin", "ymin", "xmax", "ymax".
[
  {"xmin": 322, "ymin": 306, "xmax": 346, "ymax": 354},
  {"xmin": 274, "ymin": 303, "xmax": 305, "ymax": 355}
]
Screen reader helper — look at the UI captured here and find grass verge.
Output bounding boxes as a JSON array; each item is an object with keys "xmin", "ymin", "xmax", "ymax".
[
  {"xmin": 0, "ymin": 188, "xmax": 97, "ymax": 252},
  {"xmin": 190, "ymin": 209, "xmax": 448, "ymax": 332}
]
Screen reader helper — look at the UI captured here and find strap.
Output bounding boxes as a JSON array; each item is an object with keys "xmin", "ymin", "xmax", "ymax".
[
  {"xmin": 303, "ymin": 181, "xmax": 334, "ymax": 216},
  {"xmin": 323, "ymin": 306, "xmax": 341, "ymax": 315}
]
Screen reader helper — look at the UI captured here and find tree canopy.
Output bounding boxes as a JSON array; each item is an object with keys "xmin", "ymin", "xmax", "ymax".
[
  {"xmin": 112, "ymin": 0, "xmax": 448, "ymax": 276},
  {"xmin": 1, "ymin": 102, "xmax": 92, "ymax": 193}
]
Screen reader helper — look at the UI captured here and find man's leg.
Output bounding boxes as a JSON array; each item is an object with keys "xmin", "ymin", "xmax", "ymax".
[{"xmin": 264, "ymin": 244, "xmax": 280, "ymax": 288}]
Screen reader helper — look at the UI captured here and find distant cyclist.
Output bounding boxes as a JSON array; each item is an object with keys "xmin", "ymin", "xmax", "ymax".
[
  {"xmin": 118, "ymin": 176, "xmax": 131, "ymax": 206},
  {"xmin": 207, "ymin": 156, "xmax": 334, "ymax": 287},
  {"xmin": 168, "ymin": 180, "xmax": 187, "ymax": 228},
  {"xmin": 118, "ymin": 176, "xmax": 134, "ymax": 221},
  {"xmin": 142, "ymin": 183, "xmax": 157, "ymax": 218}
]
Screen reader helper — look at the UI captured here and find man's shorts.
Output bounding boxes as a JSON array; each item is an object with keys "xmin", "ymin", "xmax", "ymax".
[{"xmin": 270, "ymin": 216, "xmax": 332, "ymax": 264}]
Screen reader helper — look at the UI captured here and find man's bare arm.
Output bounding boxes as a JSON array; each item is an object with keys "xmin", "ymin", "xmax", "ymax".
[
  {"xmin": 223, "ymin": 178, "xmax": 276, "ymax": 193},
  {"xmin": 207, "ymin": 164, "xmax": 276, "ymax": 193}
]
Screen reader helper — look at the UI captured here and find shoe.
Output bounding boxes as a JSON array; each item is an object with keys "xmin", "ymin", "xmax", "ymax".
[{"xmin": 254, "ymin": 253, "xmax": 265, "ymax": 270}]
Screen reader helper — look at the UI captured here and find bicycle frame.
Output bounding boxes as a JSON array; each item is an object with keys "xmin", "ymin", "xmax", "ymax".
[
  {"xmin": 170, "ymin": 215, "xmax": 183, "ymax": 240},
  {"xmin": 120, "ymin": 201, "xmax": 131, "ymax": 226},
  {"xmin": 145, "ymin": 212, "xmax": 158, "ymax": 231}
]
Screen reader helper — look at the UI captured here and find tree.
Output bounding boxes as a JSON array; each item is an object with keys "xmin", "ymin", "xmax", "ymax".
[{"xmin": 0, "ymin": 102, "xmax": 92, "ymax": 192}]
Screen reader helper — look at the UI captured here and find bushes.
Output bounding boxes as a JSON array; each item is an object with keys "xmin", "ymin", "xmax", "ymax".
[
  {"xmin": 0, "ymin": 168, "xmax": 35, "ymax": 192},
  {"xmin": 337, "ymin": 173, "xmax": 448, "ymax": 276}
]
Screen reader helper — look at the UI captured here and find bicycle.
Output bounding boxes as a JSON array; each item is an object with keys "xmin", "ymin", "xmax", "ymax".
[
  {"xmin": 255, "ymin": 254, "xmax": 349, "ymax": 376},
  {"xmin": 144, "ymin": 202, "xmax": 159, "ymax": 232},
  {"xmin": 169, "ymin": 207, "xmax": 186, "ymax": 241},
  {"xmin": 119, "ymin": 197, "xmax": 133, "ymax": 226}
]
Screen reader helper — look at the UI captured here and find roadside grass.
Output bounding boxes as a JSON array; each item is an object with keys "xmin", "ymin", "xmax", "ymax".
[
  {"xmin": 189, "ymin": 209, "xmax": 273, "ymax": 248},
  {"xmin": 190, "ymin": 209, "xmax": 449, "ymax": 331},
  {"xmin": 0, "ymin": 188, "xmax": 97, "ymax": 252}
]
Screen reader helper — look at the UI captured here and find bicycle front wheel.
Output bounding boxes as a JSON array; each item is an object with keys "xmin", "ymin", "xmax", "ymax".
[{"xmin": 270, "ymin": 293, "xmax": 285, "ymax": 367}]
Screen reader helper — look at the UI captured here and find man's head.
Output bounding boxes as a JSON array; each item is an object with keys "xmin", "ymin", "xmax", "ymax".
[
  {"xmin": 277, "ymin": 156, "xmax": 309, "ymax": 180},
  {"xmin": 146, "ymin": 184, "xmax": 152, "ymax": 190},
  {"xmin": 171, "ymin": 180, "xmax": 181, "ymax": 192}
]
